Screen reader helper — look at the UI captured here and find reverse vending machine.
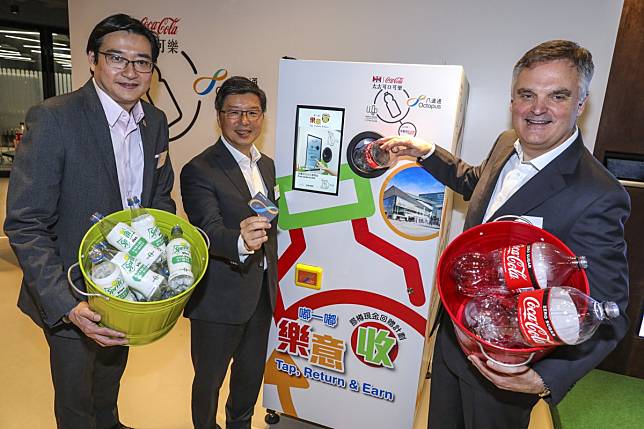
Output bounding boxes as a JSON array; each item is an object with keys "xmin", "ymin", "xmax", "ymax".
[{"xmin": 263, "ymin": 59, "xmax": 469, "ymax": 429}]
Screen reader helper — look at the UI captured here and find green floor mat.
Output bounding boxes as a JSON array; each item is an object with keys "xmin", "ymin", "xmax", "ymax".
[{"xmin": 553, "ymin": 369, "xmax": 644, "ymax": 429}]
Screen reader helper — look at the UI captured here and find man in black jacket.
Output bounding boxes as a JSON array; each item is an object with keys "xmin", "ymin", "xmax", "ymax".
[
  {"xmin": 181, "ymin": 76, "xmax": 278, "ymax": 429},
  {"xmin": 4, "ymin": 14, "xmax": 175, "ymax": 429},
  {"xmin": 378, "ymin": 39, "xmax": 630, "ymax": 429}
]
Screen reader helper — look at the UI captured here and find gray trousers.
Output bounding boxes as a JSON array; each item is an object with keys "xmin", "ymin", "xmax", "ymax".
[
  {"xmin": 45, "ymin": 330, "xmax": 129, "ymax": 429},
  {"xmin": 190, "ymin": 277, "xmax": 272, "ymax": 429}
]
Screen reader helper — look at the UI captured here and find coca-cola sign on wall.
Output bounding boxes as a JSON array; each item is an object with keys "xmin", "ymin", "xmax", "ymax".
[{"xmin": 141, "ymin": 17, "xmax": 180, "ymax": 35}]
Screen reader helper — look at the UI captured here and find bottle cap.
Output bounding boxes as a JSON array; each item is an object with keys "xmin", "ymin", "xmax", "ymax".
[
  {"xmin": 90, "ymin": 212, "xmax": 105, "ymax": 223},
  {"xmin": 603, "ymin": 302, "xmax": 620, "ymax": 319},
  {"xmin": 577, "ymin": 255, "xmax": 588, "ymax": 269},
  {"xmin": 88, "ymin": 247, "xmax": 104, "ymax": 263},
  {"xmin": 171, "ymin": 224, "xmax": 183, "ymax": 236}
]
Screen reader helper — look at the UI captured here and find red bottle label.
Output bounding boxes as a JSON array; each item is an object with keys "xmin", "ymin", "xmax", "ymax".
[
  {"xmin": 364, "ymin": 142, "xmax": 381, "ymax": 169},
  {"xmin": 502, "ymin": 244, "xmax": 539, "ymax": 292},
  {"xmin": 517, "ymin": 289, "xmax": 562, "ymax": 346}
]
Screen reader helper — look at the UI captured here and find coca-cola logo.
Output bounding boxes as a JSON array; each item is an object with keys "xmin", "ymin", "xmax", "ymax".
[
  {"xmin": 141, "ymin": 17, "xmax": 180, "ymax": 35},
  {"xmin": 371, "ymin": 75, "xmax": 404, "ymax": 84},
  {"xmin": 505, "ymin": 245, "xmax": 528, "ymax": 281},
  {"xmin": 520, "ymin": 297, "xmax": 551, "ymax": 344}
]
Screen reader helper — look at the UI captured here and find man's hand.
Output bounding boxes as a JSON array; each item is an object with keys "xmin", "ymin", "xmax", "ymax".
[
  {"xmin": 375, "ymin": 136, "xmax": 434, "ymax": 159},
  {"xmin": 240, "ymin": 215, "xmax": 271, "ymax": 251},
  {"xmin": 468, "ymin": 355, "xmax": 546, "ymax": 395},
  {"xmin": 67, "ymin": 302, "xmax": 128, "ymax": 347}
]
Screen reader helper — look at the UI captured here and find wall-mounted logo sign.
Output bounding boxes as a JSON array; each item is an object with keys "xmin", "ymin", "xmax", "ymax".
[
  {"xmin": 193, "ymin": 68, "xmax": 228, "ymax": 95},
  {"xmin": 140, "ymin": 17, "xmax": 180, "ymax": 35}
]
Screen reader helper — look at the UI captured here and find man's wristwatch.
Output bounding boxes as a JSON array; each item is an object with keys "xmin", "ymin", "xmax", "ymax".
[{"xmin": 538, "ymin": 383, "xmax": 551, "ymax": 398}]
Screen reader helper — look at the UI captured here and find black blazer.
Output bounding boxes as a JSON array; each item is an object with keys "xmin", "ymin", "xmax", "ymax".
[
  {"xmin": 4, "ymin": 80, "xmax": 176, "ymax": 338},
  {"xmin": 180, "ymin": 139, "xmax": 278, "ymax": 324},
  {"xmin": 421, "ymin": 130, "xmax": 630, "ymax": 404}
]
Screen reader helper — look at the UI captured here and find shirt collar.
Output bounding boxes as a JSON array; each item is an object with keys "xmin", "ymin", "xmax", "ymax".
[
  {"xmin": 93, "ymin": 78, "xmax": 145, "ymax": 127},
  {"xmin": 220, "ymin": 136, "xmax": 262, "ymax": 165},
  {"xmin": 514, "ymin": 127, "xmax": 579, "ymax": 171}
]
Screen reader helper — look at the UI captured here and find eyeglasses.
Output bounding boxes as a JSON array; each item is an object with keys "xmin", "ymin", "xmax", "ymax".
[
  {"xmin": 98, "ymin": 52, "xmax": 155, "ymax": 73},
  {"xmin": 219, "ymin": 109, "xmax": 264, "ymax": 122}
]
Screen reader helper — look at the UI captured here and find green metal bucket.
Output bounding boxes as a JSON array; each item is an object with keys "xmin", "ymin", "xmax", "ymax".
[{"xmin": 73, "ymin": 209, "xmax": 208, "ymax": 346}]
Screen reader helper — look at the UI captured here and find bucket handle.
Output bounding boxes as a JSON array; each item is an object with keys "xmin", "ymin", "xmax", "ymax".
[
  {"xmin": 477, "ymin": 342, "xmax": 535, "ymax": 367},
  {"xmin": 67, "ymin": 262, "xmax": 110, "ymax": 301},
  {"xmin": 194, "ymin": 226, "xmax": 210, "ymax": 250},
  {"xmin": 490, "ymin": 215, "xmax": 534, "ymax": 225}
]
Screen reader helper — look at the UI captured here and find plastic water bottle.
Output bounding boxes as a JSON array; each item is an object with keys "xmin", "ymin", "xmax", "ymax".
[
  {"xmin": 463, "ymin": 286, "xmax": 619, "ymax": 347},
  {"xmin": 87, "ymin": 247, "xmax": 137, "ymax": 301},
  {"xmin": 126, "ymin": 198, "xmax": 169, "ymax": 276},
  {"xmin": 90, "ymin": 212, "xmax": 163, "ymax": 268},
  {"xmin": 166, "ymin": 225, "xmax": 194, "ymax": 293},
  {"xmin": 127, "ymin": 197, "xmax": 167, "ymax": 252},
  {"xmin": 93, "ymin": 243, "xmax": 171, "ymax": 301},
  {"xmin": 452, "ymin": 242, "xmax": 588, "ymax": 296}
]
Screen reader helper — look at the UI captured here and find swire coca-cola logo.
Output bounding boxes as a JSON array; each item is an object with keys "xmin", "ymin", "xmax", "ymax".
[
  {"xmin": 520, "ymin": 297, "xmax": 552, "ymax": 344},
  {"xmin": 371, "ymin": 75, "xmax": 404, "ymax": 84},
  {"xmin": 141, "ymin": 17, "xmax": 180, "ymax": 35},
  {"xmin": 505, "ymin": 245, "xmax": 528, "ymax": 281}
]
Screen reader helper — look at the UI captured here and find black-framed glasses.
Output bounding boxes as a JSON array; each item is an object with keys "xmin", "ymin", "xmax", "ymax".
[
  {"xmin": 98, "ymin": 52, "xmax": 154, "ymax": 73},
  {"xmin": 219, "ymin": 109, "xmax": 264, "ymax": 122}
]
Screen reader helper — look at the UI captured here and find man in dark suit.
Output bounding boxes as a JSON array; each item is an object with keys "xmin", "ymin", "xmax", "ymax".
[
  {"xmin": 180, "ymin": 76, "xmax": 277, "ymax": 429},
  {"xmin": 4, "ymin": 14, "xmax": 175, "ymax": 429},
  {"xmin": 379, "ymin": 40, "xmax": 630, "ymax": 428}
]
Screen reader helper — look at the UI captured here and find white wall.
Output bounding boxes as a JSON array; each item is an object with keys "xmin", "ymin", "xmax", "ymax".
[{"xmin": 67, "ymin": 0, "xmax": 624, "ymax": 237}]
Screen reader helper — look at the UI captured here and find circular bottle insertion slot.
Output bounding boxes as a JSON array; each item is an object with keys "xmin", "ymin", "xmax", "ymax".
[
  {"xmin": 322, "ymin": 147, "xmax": 333, "ymax": 163},
  {"xmin": 347, "ymin": 131, "xmax": 387, "ymax": 178}
]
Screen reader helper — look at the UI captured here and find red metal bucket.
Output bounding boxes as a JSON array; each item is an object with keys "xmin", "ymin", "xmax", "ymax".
[{"xmin": 436, "ymin": 220, "xmax": 589, "ymax": 366}]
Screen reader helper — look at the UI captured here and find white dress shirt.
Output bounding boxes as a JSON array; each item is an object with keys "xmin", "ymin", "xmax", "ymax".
[
  {"xmin": 483, "ymin": 128, "xmax": 579, "ymax": 222},
  {"xmin": 93, "ymin": 79, "xmax": 145, "ymax": 209},
  {"xmin": 220, "ymin": 137, "xmax": 267, "ymax": 263}
]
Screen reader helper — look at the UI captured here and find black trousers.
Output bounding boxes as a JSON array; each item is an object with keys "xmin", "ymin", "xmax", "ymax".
[
  {"xmin": 190, "ymin": 277, "xmax": 272, "ymax": 429},
  {"xmin": 427, "ymin": 325, "xmax": 538, "ymax": 429},
  {"xmin": 44, "ymin": 330, "xmax": 129, "ymax": 429}
]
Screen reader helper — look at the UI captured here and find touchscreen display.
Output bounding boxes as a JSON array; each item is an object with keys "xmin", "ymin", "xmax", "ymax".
[{"xmin": 293, "ymin": 105, "xmax": 345, "ymax": 195}]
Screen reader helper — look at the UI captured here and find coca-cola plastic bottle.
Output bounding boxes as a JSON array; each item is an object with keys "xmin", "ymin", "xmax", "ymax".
[
  {"xmin": 353, "ymin": 140, "xmax": 391, "ymax": 173},
  {"xmin": 452, "ymin": 242, "xmax": 588, "ymax": 296},
  {"xmin": 463, "ymin": 286, "xmax": 619, "ymax": 348}
]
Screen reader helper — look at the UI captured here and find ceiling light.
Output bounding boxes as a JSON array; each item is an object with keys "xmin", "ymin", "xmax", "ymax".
[
  {"xmin": 0, "ymin": 30, "xmax": 38, "ymax": 35},
  {"xmin": 4, "ymin": 35, "xmax": 40, "ymax": 43},
  {"xmin": 0, "ymin": 55, "xmax": 32, "ymax": 61}
]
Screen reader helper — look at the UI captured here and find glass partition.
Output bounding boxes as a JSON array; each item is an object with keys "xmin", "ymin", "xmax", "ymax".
[
  {"xmin": 53, "ymin": 32, "xmax": 72, "ymax": 95},
  {"xmin": 0, "ymin": 27, "xmax": 71, "ymax": 176}
]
